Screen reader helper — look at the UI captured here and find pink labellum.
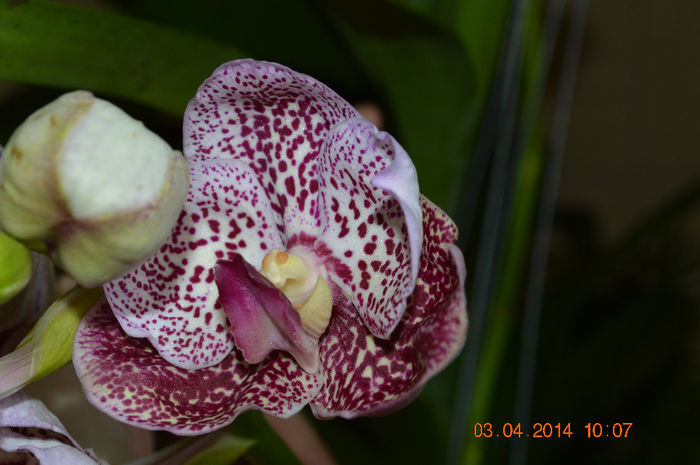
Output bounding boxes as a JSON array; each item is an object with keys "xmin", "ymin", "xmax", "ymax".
[{"xmin": 215, "ymin": 254, "xmax": 319, "ymax": 374}]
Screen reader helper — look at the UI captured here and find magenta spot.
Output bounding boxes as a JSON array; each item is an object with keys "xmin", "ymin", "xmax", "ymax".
[
  {"xmin": 358, "ymin": 223, "xmax": 367, "ymax": 238},
  {"xmin": 190, "ymin": 265, "xmax": 205, "ymax": 283}
]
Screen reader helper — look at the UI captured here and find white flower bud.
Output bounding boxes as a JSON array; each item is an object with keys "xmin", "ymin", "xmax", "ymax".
[{"xmin": 0, "ymin": 91, "xmax": 189, "ymax": 286}]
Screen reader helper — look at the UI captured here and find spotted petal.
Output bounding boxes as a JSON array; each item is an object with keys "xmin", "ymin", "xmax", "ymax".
[
  {"xmin": 104, "ymin": 158, "xmax": 284, "ymax": 370},
  {"xmin": 184, "ymin": 59, "xmax": 359, "ymax": 238},
  {"xmin": 73, "ymin": 299, "xmax": 322, "ymax": 435},
  {"xmin": 184, "ymin": 60, "xmax": 422, "ymax": 339},
  {"xmin": 310, "ymin": 199, "xmax": 467, "ymax": 417},
  {"xmin": 312, "ymin": 119, "xmax": 422, "ymax": 338},
  {"xmin": 0, "ymin": 392, "xmax": 105, "ymax": 464}
]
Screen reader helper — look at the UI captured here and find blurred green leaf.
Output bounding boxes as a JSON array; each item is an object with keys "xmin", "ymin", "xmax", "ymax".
[
  {"xmin": 123, "ymin": 431, "xmax": 252, "ymax": 465},
  {"xmin": 453, "ymin": 0, "xmax": 511, "ymax": 94},
  {"xmin": 230, "ymin": 412, "xmax": 304, "ymax": 465},
  {"xmin": 184, "ymin": 431, "xmax": 253, "ymax": 465},
  {"xmin": 321, "ymin": 0, "xmax": 477, "ymax": 212},
  {"xmin": 318, "ymin": 398, "xmax": 448, "ymax": 465},
  {"xmin": 0, "ymin": 0, "xmax": 245, "ymax": 115},
  {"xmin": 118, "ymin": 0, "xmax": 369, "ymax": 100},
  {"xmin": 17, "ymin": 285, "xmax": 102, "ymax": 378},
  {"xmin": 462, "ymin": 145, "xmax": 544, "ymax": 465},
  {"xmin": 388, "ymin": 0, "xmax": 510, "ymax": 101},
  {"xmin": 0, "ymin": 230, "xmax": 32, "ymax": 305}
]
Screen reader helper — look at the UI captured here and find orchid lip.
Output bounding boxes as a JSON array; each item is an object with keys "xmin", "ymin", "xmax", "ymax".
[{"xmin": 215, "ymin": 253, "xmax": 329, "ymax": 374}]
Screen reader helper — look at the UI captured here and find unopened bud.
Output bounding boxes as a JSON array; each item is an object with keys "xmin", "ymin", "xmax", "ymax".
[{"xmin": 0, "ymin": 91, "xmax": 189, "ymax": 286}]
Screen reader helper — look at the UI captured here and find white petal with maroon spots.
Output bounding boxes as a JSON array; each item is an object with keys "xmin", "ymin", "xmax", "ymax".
[
  {"xmin": 104, "ymin": 159, "xmax": 284, "ymax": 370},
  {"xmin": 73, "ymin": 300, "xmax": 322, "ymax": 436},
  {"xmin": 184, "ymin": 59, "xmax": 359, "ymax": 239},
  {"xmin": 310, "ymin": 199, "xmax": 467, "ymax": 418},
  {"xmin": 184, "ymin": 60, "xmax": 422, "ymax": 339},
  {"xmin": 315, "ymin": 119, "xmax": 422, "ymax": 339}
]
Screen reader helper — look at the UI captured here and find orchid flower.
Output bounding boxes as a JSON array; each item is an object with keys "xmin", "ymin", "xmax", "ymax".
[
  {"xmin": 0, "ymin": 392, "xmax": 107, "ymax": 464},
  {"xmin": 73, "ymin": 60, "xmax": 467, "ymax": 434}
]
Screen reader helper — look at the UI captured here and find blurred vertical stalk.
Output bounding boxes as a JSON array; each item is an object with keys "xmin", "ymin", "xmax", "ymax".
[
  {"xmin": 509, "ymin": 1, "xmax": 589, "ymax": 464},
  {"xmin": 462, "ymin": 0, "xmax": 569, "ymax": 463},
  {"xmin": 264, "ymin": 414, "xmax": 339, "ymax": 465},
  {"xmin": 446, "ymin": 0, "xmax": 531, "ymax": 463}
]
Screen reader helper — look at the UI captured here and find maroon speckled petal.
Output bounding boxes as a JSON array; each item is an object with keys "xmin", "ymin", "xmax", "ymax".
[
  {"xmin": 104, "ymin": 159, "xmax": 284, "ymax": 370},
  {"xmin": 73, "ymin": 299, "xmax": 322, "ymax": 436},
  {"xmin": 310, "ymin": 199, "xmax": 467, "ymax": 418},
  {"xmin": 410, "ymin": 197, "xmax": 464, "ymax": 319},
  {"xmin": 312, "ymin": 119, "xmax": 422, "ymax": 339},
  {"xmin": 184, "ymin": 59, "xmax": 359, "ymax": 239},
  {"xmin": 215, "ymin": 255, "xmax": 319, "ymax": 373}
]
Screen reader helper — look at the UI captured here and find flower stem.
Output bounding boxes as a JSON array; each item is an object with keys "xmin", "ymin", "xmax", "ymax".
[{"xmin": 264, "ymin": 413, "xmax": 339, "ymax": 465}]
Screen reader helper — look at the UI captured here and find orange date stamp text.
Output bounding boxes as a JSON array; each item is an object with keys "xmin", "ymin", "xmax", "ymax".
[{"xmin": 472, "ymin": 422, "xmax": 632, "ymax": 439}]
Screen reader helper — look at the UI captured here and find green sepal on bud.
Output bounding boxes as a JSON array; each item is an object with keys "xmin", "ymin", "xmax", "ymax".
[
  {"xmin": 0, "ymin": 286, "xmax": 102, "ymax": 400},
  {"xmin": 0, "ymin": 230, "xmax": 32, "ymax": 305},
  {"xmin": 0, "ymin": 91, "xmax": 189, "ymax": 287}
]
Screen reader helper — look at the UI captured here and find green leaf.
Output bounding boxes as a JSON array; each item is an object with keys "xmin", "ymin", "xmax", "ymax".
[
  {"xmin": 117, "ymin": 0, "xmax": 369, "ymax": 100},
  {"xmin": 387, "ymin": 0, "xmax": 511, "ymax": 112},
  {"xmin": 19, "ymin": 285, "xmax": 102, "ymax": 381},
  {"xmin": 122, "ymin": 431, "xmax": 253, "ymax": 465},
  {"xmin": 318, "ymin": 398, "xmax": 449, "ymax": 465},
  {"xmin": 453, "ymin": 0, "xmax": 511, "ymax": 94},
  {"xmin": 0, "ymin": 230, "xmax": 32, "ymax": 304},
  {"xmin": 184, "ymin": 432, "xmax": 254, "ymax": 465},
  {"xmin": 0, "ymin": 0, "xmax": 246, "ymax": 115},
  {"xmin": 229, "ymin": 412, "xmax": 304, "ymax": 465},
  {"xmin": 321, "ymin": 0, "xmax": 478, "ymax": 212}
]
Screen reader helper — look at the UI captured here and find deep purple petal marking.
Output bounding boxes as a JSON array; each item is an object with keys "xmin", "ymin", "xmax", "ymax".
[
  {"xmin": 314, "ymin": 119, "xmax": 422, "ymax": 339},
  {"xmin": 73, "ymin": 299, "xmax": 322, "ymax": 436},
  {"xmin": 104, "ymin": 159, "xmax": 284, "ymax": 370},
  {"xmin": 215, "ymin": 255, "xmax": 319, "ymax": 373},
  {"xmin": 310, "ymin": 199, "xmax": 467, "ymax": 418}
]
